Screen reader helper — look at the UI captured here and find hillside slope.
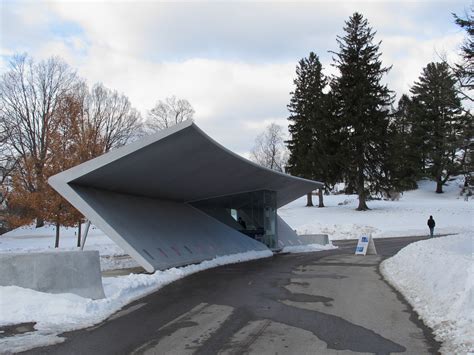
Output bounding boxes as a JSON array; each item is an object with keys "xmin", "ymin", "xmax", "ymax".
[{"xmin": 280, "ymin": 177, "xmax": 472, "ymax": 240}]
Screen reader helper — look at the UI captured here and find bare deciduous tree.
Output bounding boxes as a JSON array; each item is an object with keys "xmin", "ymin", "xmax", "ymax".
[
  {"xmin": 1, "ymin": 54, "xmax": 143, "ymax": 231},
  {"xmin": 250, "ymin": 123, "xmax": 288, "ymax": 172},
  {"xmin": 85, "ymin": 83, "xmax": 142, "ymax": 152},
  {"xmin": 0, "ymin": 54, "xmax": 79, "ymax": 227},
  {"xmin": 0, "ymin": 156, "xmax": 16, "ymax": 205},
  {"xmin": 0, "ymin": 124, "xmax": 17, "ymax": 205},
  {"xmin": 0, "ymin": 151, "xmax": 15, "ymax": 234},
  {"xmin": 39, "ymin": 81, "xmax": 142, "ymax": 242},
  {"xmin": 145, "ymin": 96, "xmax": 194, "ymax": 133}
]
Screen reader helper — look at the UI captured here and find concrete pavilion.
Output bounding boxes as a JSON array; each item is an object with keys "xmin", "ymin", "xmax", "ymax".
[{"xmin": 49, "ymin": 120, "xmax": 322, "ymax": 272}]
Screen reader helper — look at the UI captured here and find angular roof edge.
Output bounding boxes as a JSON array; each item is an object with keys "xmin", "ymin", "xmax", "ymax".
[
  {"xmin": 49, "ymin": 120, "xmax": 323, "ymax": 190},
  {"xmin": 49, "ymin": 119, "xmax": 195, "ymax": 186}
]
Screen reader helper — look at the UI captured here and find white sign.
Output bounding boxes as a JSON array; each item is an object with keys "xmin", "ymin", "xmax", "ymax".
[{"xmin": 355, "ymin": 234, "xmax": 377, "ymax": 255}]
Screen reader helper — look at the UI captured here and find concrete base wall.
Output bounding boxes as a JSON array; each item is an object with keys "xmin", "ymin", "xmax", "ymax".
[
  {"xmin": 276, "ymin": 217, "xmax": 330, "ymax": 248},
  {"xmin": 0, "ymin": 250, "xmax": 105, "ymax": 299},
  {"xmin": 297, "ymin": 234, "xmax": 330, "ymax": 245}
]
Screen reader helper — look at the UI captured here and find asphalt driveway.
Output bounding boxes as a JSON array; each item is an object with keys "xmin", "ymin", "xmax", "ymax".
[{"xmin": 25, "ymin": 236, "xmax": 440, "ymax": 355}]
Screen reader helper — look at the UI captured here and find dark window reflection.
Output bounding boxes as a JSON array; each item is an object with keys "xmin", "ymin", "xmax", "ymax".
[{"xmin": 190, "ymin": 190, "xmax": 277, "ymax": 249}]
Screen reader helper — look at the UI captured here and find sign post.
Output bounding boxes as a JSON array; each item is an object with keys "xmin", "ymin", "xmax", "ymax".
[{"xmin": 355, "ymin": 234, "xmax": 377, "ymax": 255}]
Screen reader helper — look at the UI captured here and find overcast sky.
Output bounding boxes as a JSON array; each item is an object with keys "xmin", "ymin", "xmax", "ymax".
[{"xmin": 0, "ymin": 0, "xmax": 469, "ymax": 156}]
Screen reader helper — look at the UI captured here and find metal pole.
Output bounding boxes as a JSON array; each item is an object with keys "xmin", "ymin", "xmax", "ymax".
[{"xmin": 80, "ymin": 220, "xmax": 91, "ymax": 251}]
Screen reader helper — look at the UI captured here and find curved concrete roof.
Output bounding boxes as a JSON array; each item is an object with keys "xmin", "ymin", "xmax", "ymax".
[
  {"xmin": 49, "ymin": 120, "xmax": 323, "ymax": 272},
  {"xmin": 51, "ymin": 120, "xmax": 322, "ymax": 208}
]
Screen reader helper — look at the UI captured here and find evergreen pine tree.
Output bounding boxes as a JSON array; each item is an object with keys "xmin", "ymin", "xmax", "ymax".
[
  {"xmin": 409, "ymin": 62, "xmax": 466, "ymax": 193},
  {"xmin": 286, "ymin": 52, "xmax": 332, "ymax": 207},
  {"xmin": 384, "ymin": 94, "xmax": 420, "ymax": 191},
  {"xmin": 459, "ymin": 110, "xmax": 473, "ymax": 187},
  {"xmin": 312, "ymin": 89, "xmax": 345, "ymax": 207},
  {"xmin": 452, "ymin": 8, "xmax": 473, "ymax": 101},
  {"xmin": 331, "ymin": 12, "xmax": 393, "ymax": 210}
]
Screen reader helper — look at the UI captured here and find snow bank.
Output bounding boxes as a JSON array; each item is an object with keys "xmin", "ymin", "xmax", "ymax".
[
  {"xmin": 280, "ymin": 177, "xmax": 473, "ymax": 240},
  {"xmin": 0, "ymin": 224, "xmax": 121, "ymax": 255},
  {"xmin": 380, "ymin": 233, "xmax": 474, "ymax": 355},
  {"xmin": 0, "ymin": 250, "xmax": 272, "ymax": 353},
  {"xmin": 282, "ymin": 242, "xmax": 337, "ymax": 254}
]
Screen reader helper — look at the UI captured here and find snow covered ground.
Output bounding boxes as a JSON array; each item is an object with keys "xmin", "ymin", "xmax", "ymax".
[
  {"xmin": 381, "ymin": 232, "xmax": 474, "ymax": 355},
  {"xmin": 280, "ymin": 177, "xmax": 473, "ymax": 240},
  {"xmin": 282, "ymin": 243, "xmax": 337, "ymax": 254},
  {"xmin": 0, "ymin": 250, "xmax": 273, "ymax": 353}
]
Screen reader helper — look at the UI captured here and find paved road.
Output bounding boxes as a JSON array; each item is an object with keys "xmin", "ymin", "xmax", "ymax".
[{"xmin": 26, "ymin": 236, "xmax": 440, "ymax": 355}]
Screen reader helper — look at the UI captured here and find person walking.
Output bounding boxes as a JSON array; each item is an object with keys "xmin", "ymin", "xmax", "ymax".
[{"xmin": 427, "ymin": 216, "xmax": 436, "ymax": 238}]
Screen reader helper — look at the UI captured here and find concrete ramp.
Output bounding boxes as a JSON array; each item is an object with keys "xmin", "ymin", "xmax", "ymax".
[
  {"xmin": 0, "ymin": 250, "xmax": 105, "ymax": 299},
  {"xmin": 276, "ymin": 215, "xmax": 329, "ymax": 248}
]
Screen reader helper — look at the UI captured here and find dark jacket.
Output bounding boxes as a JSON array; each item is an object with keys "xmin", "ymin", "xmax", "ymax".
[{"xmin": 427, "ymin": 218, "xmax": 435, "ymax": 228}]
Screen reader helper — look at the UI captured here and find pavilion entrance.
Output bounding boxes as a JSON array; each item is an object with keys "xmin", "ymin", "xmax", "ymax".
[{"xmin": 190, "ymin": 190, "xmax": 278, "ymax": 249}]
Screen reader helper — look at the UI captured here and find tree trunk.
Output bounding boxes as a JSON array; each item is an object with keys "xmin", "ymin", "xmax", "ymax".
[
  {"xmin": 436, "ymin": 177, "xmax": 443, "ymax": 193},
  {"xmin": 55, "ymin": 221, "xmax": 60, "ymax": 248},
  {"xmin": 356, "ymin": 164, "xmax": 369, "ymax": 211},
  {"xmin": 36, "ymin": 218, "xmax": 44, "ymax": 228},
  {"xmin": 306, "ymin": 192, "xmax": 314, "ymax": 207},
  {"xmin": 318, "ymin": 188, "xmax": 325, "ymax": 208},
  {"xmin": 357, "ymin": 194, "xmax": 369, "ymax": 211},
  {"xmin": 77, "ymin": 221, "xmax": 82, "ymax": 248}
]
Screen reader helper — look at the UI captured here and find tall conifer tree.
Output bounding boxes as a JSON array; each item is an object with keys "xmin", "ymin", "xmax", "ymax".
[
  {"xmin": 452, "ymin": 9, "xmax": 473, "ymax": 101},
  {"xmin": 331, "ymin": 13, "xmax": 393, "ymax": 210},
  {"xmin": 385, "ymin": 94, "xmax": 420, "ymax": 191},
  {"xmin": 409, "ymin": 62, "xmax": 465, "ymax": 193},
  {"xmin": 286, "ymin": 52, "xmax": 328, "ymax": 206}
]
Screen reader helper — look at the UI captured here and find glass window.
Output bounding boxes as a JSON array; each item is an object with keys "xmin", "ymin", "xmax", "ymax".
[{"xmin": 190, "ymin": 190, "xmax": 278, "ymax": 249}]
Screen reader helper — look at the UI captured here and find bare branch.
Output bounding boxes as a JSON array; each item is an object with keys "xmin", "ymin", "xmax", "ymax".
[
  {"xmin": 145, "ymin": 96, "xmax": 194, "ymax": 133},
  {"xmin": 0, "ymin": 54, "xmax": 79, "ymax": 193},
  {"xmin": 250, "ymin": 123, "xmax": 288, "ymax": 172}
]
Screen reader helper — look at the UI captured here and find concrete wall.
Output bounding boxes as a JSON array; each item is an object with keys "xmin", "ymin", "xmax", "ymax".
[
  {"xmin": 0, "ymin": 250, "xmax": 105, "ymax": 299},
  {"xmin": 72, "ymin": 186, "xmax": 269, "ymax": 272},
  {"xmin": 276, "ymin": 216, "xmax": 329, "ymax": 248},
  {"xmin": 297, "ymin": 234, "xmax": 330, "ymax": 245},
  {"xmin": 276, "ymin": 215, "xmax": 299, "ymax": 248}
]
